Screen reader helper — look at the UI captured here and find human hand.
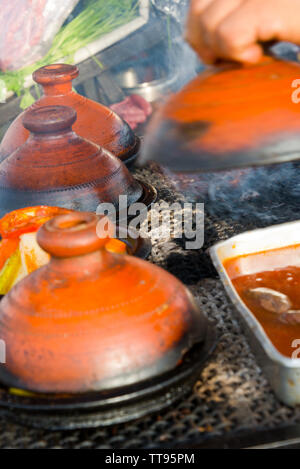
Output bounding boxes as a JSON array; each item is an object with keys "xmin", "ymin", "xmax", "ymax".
[{"xmin": 185, "ymin": 0, "xmax": 300, "ymax": 63}]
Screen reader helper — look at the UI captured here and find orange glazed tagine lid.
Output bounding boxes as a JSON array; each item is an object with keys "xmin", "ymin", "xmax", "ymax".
[
  {"xmin": 0, "ymin": 63, "xmax": 140, "ymax": 166},
  {"xmin": 0, "ymin": 211, "xmax": 207, "ymax": 394},
  {"xmin": 0, "ymin": 105, "xmax": 143, "ymax": 216},
  {"xmin": 141, "ymin": 55, "xmax": 300, "ymax": 172}
]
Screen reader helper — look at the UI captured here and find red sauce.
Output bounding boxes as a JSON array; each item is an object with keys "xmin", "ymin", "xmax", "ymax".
[{"xmin": 224, "ymin": 244, "xmax": 300, "ymax": 357}]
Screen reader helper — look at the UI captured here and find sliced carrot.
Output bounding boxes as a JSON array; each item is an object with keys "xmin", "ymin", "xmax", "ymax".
[{"xmin": 106, "ymin": 239, "xmax": 127, "ymax": 254}]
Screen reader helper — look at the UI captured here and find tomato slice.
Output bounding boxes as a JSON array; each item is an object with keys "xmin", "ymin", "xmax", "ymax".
[{"xmin": 0, "ymin": 206, "xmax": 72, "ymax": 239}]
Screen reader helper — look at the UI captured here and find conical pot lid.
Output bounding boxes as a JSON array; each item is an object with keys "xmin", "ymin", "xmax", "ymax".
[
  {"xmin": 140, "ymin": 56, "xmax": 300, "ymax": 172},
  {"xmin": 0, "ymin": 211, "xmax": 207, "ymax": 393},
  {"xmin": 0, "ymin": 105, "xmax": 143, "ymax": 216},
  {"xmin": 0, "ymin": 64, "xmax": 140, "ymax": 165}
]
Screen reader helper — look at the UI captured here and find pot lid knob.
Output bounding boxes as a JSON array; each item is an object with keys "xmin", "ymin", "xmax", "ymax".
[
  {"xmin": 37, "ymin": 212, "xmax": 115, "ymax": 258},
  {"xmin": 33, "ymin": 63, "xmax": 79, "ymax": 85},
  {"xmin": 23, "ymin": 105, "xmax": 77, "ymax": 134}
]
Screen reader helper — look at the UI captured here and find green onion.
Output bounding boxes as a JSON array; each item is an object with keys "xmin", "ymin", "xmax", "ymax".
[{"xmin": 0, "ymin": 0, "xmax": 139, "ymax": 109}]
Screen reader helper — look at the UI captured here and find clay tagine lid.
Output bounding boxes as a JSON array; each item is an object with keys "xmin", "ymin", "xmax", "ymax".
[
  {"xmin": 0, "ymin": 105, "xmax": 143, "ymax": 216},
  {"xmin": 0, "ymin": 212, "xmax": 207, "ymax": 394},
  {"xmin": 0, "ymin": 63, "xmax": 140, "ymax": 165},
  {"xmin": 141, "ymin": 56, "xmax": 300, "ymax": 172}
]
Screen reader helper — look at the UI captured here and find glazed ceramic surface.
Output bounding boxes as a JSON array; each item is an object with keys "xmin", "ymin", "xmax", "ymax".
[
  {"xmin": 0, "ymin": 64, "xmax": 140, "ymax": 164},
  {"xmin": 142, "ymin": 57, "xmax": 300, "ymax": 171},
  {"xmin": 0, "ymin": 212, "xmax": 207, "ymax": 393},
  {"xmin": 0, "ymin": 105, "xmax": 142, "ymax": 215}
]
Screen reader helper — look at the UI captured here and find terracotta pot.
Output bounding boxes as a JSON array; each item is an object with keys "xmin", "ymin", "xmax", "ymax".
[
  {"xmin": 0, "ymin": 64, "xmax": 140, "ymax": 165},
  {"xmin": 0, "ymin": 105, "xmax": 143, "ymax": 216},
  {"xmin": 0, "ymin": 212, "xmax": 207, "ymax": 394},
  {"xmin": 141, "ymin": 56, "xmax": 300, "ymax": 171}
]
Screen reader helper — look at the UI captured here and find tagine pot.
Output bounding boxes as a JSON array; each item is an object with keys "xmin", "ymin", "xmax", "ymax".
[
  {"xmin": 0, "ymin": 211, "xmax": 207, "ymax": 393},
  {"xmin": 0, "ymin": 64, "xmax": 140, "ymax": 165},
  {"xmin": 0, "ymin": 105, "xmax": 143, "ymax": 216},
  {"xmin": 141, "ymin": 55, "xmax": 300, "ymax": 172}
]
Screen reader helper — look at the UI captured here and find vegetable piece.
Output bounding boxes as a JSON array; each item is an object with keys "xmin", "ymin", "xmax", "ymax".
[
  {"xmin": 0, "ymin": 206, "xmax": 131, "ymax": 292},
  {"xmin": 0, "ymin": 206, "xmax": 71, "ymax": 239},
  {"xmin": 9, "ymin": 387, "xmax": 38, "ymax": 397},
  {"xmin": 0, "ymin": 238, "xmax": 19, "ymax": 270},
  {"xmin": 0, "ymin": 206, "xmax": 71, "ymax": 292},
  {"xmin": 0, "ymin": 249, "xmax": 21, "ymax": 295},
  {"xmin": 106, "ymin": 239, "xmax": 127, "ymax": 254},
  {"xmin": 19, "ymin": 232, "xmax": 50, "ymax": 275}
]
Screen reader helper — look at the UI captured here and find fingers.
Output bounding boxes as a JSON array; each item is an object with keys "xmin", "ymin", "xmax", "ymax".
[
  {"xmin": 185, "ymin": 0, "xmax": 216, "ymax": 63},
  {"xmin": 198, "ymin": 0, "xmax": 244, "ymax": 53},
  {"xmin": 184, "ymin": 0, "xmax": 296, "ymax": 64},
  {"xmin": 231, "ymin": 44, "xmax": 265, "ymax": 64},
  {"xmin": 212, "ymin": 0, "xmax": 282, "ymax": 62},
  {"xmin": 189, "ymin": 0, "xmax": 215, "ymax": 15}
]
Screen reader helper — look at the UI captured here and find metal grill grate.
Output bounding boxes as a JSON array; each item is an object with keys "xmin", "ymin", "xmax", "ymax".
[{"xmin": 0, "ymin": 163, "xmax": 300, "ymax": 448}]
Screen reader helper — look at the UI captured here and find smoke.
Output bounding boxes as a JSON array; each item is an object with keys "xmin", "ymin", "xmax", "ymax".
[
  {"xmin": 164, "ymin": 161, "xmax": 300, "ymax": 231},
  {"xmin": 206, "ymin": 162, "xmax": 300, "ymax": 228},
  {"xmin": 151, "ymin": 0, "xmax": 202, "ymax": 87},
  {"xmin": 73, "ymin": 0, "xmax": 202, "ymax": 106}
]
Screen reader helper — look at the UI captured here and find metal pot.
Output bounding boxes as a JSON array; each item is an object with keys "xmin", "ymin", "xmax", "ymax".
[{"xmin": 114, "ymin": 64, "xmax": 181, "ymax": 102}]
